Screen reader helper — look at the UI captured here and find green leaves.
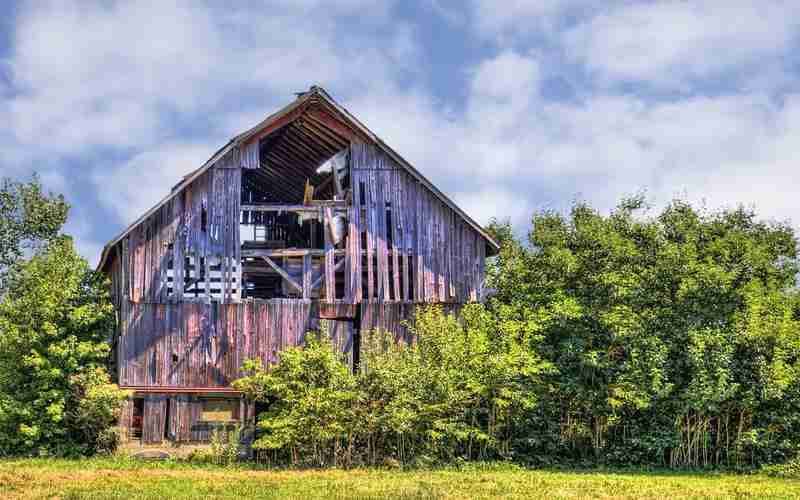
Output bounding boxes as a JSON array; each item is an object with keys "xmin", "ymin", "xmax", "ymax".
[
  {"xmin": 0, "ymin": 176, "xmax": 68, "ymax": 286},
  {"xmin": 234, "ymin": 334, "xmax": 360, "ymax": 464},
  {"xmin": 487, "ymin": 197, "xmax": 800, "ymax": 466},
  {"xmin": 0, "ymin": 238, "xmax": 125, "ymax": 456},
  {"xmin": 234, "ymin": 305, "xmax": 548, "ymax": 466}
]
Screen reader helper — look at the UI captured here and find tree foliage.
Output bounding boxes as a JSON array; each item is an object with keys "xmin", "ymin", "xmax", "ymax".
[
  {"xmin": 0, "ymin": 177, "xmax": 68, "ymax": 285},
  {"xmin": 487, "ymin": 198, "xmax": 800, "ymax": 467},
  {"xmin": 237, "ymin": 197, "xmax": 800, "ymax": 469},
  {"xmin": 0, "ymin": 234, "xmax": 126, "ymax": 456},
  {"xmin": 235, "ymin": 305, "xmax": 548, "ymax": 467}
]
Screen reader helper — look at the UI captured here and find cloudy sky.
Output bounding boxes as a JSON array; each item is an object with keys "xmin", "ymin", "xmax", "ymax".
[{"xmin": 2, "ymin": 1, "xmax": 800, "ymax": 264}]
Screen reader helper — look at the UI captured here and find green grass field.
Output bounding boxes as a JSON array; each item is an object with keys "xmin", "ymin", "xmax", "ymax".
[{"xmin": 2, "ymin": 458, "xmax": 799, "ymax": 499}]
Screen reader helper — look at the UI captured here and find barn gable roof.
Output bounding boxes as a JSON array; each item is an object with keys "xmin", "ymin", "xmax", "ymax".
[{"xmin": 97, "ymin": 86, "xmax": 499, "ymax": 271}]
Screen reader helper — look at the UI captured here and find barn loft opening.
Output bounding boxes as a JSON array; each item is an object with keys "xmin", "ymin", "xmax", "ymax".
[{"xmin": 240, "ymin": 103, "xmax": 353, "ymax": 300}]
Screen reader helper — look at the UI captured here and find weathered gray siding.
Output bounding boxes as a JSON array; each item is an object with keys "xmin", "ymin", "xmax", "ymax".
[
  {"xmin": 349, "ymin": 143, "xmax": 486, "ymax": 304},
  {"xmin": 118, "ymin": 300, "xmax": 318, "ymax": 387}
]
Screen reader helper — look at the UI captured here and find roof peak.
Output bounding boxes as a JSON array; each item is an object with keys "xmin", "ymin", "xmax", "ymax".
[{"xmin": 97, "ymin": 86, "xmax": 499, "ymax": 270}]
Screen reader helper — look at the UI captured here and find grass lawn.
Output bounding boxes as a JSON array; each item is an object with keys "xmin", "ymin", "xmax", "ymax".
[{"xmin": 2, "ymin": 458, "xmax": 799, "ymax": 499}]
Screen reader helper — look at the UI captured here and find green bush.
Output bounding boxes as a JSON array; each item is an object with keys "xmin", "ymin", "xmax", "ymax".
[
  {"xmin": 487, "ymin": 198, "xmax": 800, "ymax": 468},
  {"xmin": 236, "ymin": 197, "xmax": 800, "ymax": 470},
  {"xmin": 235, "ymin": 304, "xmax": 547, "ymax": 467},
  {"xmin": 0, "ymin": 238, "xmax": 127, "ymax": 456}
]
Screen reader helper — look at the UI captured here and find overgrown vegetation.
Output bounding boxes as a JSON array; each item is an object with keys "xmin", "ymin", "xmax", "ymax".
[
  {"xmin": 2, "ymin": 174, "xmax": 799, "ymax": 472},
  {"xmin": 235, "ymin": 305, "xmax": 547, "ymax": 467},
  {"xmin": 236, "ymin": 197, "xmax": 800, "ymax": 469},
  {"xmin": 0, "ymin": 177, "xmax": 127, "ymax": 457},
  {"xmin": 187, "ymin": 425, "xmax": 243, "ymax": 465},
  {"xmin": 489, "ymin": 197, "xmax": 800, "ymax": 468}
]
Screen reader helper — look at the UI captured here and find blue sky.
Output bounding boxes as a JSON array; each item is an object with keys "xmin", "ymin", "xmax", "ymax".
[{"xmin": 2, "ymin": 1, "xmax": 800, "ymax": 264}]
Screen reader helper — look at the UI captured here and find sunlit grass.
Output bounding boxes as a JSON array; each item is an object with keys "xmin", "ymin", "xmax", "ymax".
[{"xmin": 2, "ymin": 458, "xmax": 799, "ymax": 499}]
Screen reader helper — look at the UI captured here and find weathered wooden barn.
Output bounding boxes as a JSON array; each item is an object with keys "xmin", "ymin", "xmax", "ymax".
[{"xmin": 97, "ymin": 86, "xmax": 499, "ymax": 444}]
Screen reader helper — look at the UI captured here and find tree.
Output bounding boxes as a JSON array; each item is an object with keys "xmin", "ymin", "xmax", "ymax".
[
  {"xmin": 488, "ymin": 198, "xmax": 800, "ymax": 466},
  {"xmin": 0, "ymin": 237, "xmax": 126, "ymax": 456},
  {"xmin": 0, "ymin": 177, "xmax": 68, "ymax": 287}
]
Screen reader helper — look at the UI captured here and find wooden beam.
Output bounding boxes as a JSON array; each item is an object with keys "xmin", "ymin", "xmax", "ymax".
[
  {"xmin": 242, "ymin": 103, "xmax": 309, "ymax": 147},
  {"xmin": 261, "ymin": 256, "xmax": 302, "ymax": 292},
  {"xmin": 305, "ymin": 108, "xmax": 361, "ymax": 142},
  {"xmin": 324, "ymin": 207, "xmax": 336, "ymax": 301},
  {"xmin": 311, "ymin": 256, "xmax": 345, "ymax": 290},
  {"xmin": 242, "ymin": 248, "xmax": 346, "ymax": 258},
  {"xmin": 121, "ymin": 386, "xmax": 243, "ymax": 395},
  {"xmin": 241, "ymin": 201, "xmax": 347, "ymax": 213}
]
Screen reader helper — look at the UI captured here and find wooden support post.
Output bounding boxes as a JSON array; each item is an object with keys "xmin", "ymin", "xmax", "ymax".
[
  {"xmin": 302, "ymin": 254, "xmax": 311, "ymax": 299},
  {"xmin": 324, "ymin": 207, "xmax": 335, "ymax": 301}
]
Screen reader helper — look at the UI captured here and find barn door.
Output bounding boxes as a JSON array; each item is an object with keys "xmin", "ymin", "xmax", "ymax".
[{"xmin": 141, "ymin": 395, "xmax": 167, "ymax": 444}]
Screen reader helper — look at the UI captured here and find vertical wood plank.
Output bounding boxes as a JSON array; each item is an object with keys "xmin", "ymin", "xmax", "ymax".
[
  {"xmin": 303, "ymin": 253, "xmax": 312, "ymax": 299},
  {"xmin": 376, "ymin": 169, "xmax": 389, "ymax": 301},
  {"xmin": 366, "ymin": 168, "xmax": 376, "ymax": 300},
  {"xmin": 324, "ymin": 207, "xmax": 335, "ymax": 302},
  {"xmin": 348, "ymin": 166, "xmax": 362, "ymax": 303},
  {"xmin": 390, "ymin": 169, "xmax": 401, "ymax": 302}
]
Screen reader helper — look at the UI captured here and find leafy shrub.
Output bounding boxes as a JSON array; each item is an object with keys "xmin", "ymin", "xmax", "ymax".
[
  {"xmin": 210, "ymin": 425, "xmax": 242, "ymax": 466},
  {"xmin": 235, "ymin": 334, "xmax": 359, "ymax": 467},
  {"xmin": 0, "ymin": 238, "xmax": 126, "ymax": 456},
  {"xmin": 235, "ymin": 305, "xmax": 547, "ymax": 467},
  {"xmin": 762, "ymin": 457, "xmax": 800, "ymax": 477}
]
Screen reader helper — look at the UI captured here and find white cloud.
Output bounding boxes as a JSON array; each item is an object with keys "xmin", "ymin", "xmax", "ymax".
[
  {"xmin": 92, "ymin": 141, "xmax": 221, "ymax": 224},
  {"xmin": 565, "ymin": 1, "xmax": 800, "ymax": 87},
  {"xmin": 468, "ymin": 50, "xmax": 541, "ymax": 131},
  {"xmin": 1, "ymin": 0, "xmax": 417, "ymax": 260},
  {"xmin": 6, "ymin": 0, "xmax": 800, "ymax": 262},
  {"xmin": 348, "ymin": 49, "xmax": 800, "ymax": 233},
  {"xmin": 469, "ymin": 0, "xmax": 800, "ymax": 89},
  {"xmin": 5, "ymin": 0, "xmax": 407, "ymax": 157},
  {"xmin": 470, "ymin": 0, "xmax": 601, "ymax": 41}
]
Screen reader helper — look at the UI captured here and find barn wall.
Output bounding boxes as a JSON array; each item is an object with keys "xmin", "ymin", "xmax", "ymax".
[
  {"xmin": 118, "ymin": 299, "xmax": 318, "ymax": 387},
  {"xmin": 359, "ymin": 301, "xmax": 463, "ymax": 343},
  {"xmin": 165, "ymin": 395, "xmax": 243, "ymax": 443},
  {"xmin": 117, "ymin": 299, "xmax": 464, "ymax": 389},
  {"xmin": 118, "ymin": 162, "xmax": 242, "ymax": 305},
  {"xmin": 348, "ymin": 143, "xmax": 486, "ymax": 305},
  {"xmin": 141, "ymin": 395, "xmax": 167, "ymax": 444}
]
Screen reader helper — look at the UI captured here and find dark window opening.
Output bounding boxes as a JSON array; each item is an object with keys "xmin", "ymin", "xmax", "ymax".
[
  {"xmin": 149, "ymin": 351, "xmax": 157, "ymax": 384},
  {"xmin": 201, "ymin": 206, "xmax": 208, "ymax": 232},
  {"xmin": 164, "ymin": 399, "xmax": 171, "ymax": 440},
  {"xmin": 239, "ymin": 138, "xmax": 352, "ymax": 299},
  {"xmin": 241, "ymin": 270, "xmax": 283, "ymax": 300},
  {"xmin": 386, "ymin": 207, "xmax": 393, "ymax": 249},
  {"xmin": 131, "ymin": 398, "xmax": 144, "ymax": 440},
  {"xmin": 408, "ymin": 255, "xmax": 415, "ymax": 300}
]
